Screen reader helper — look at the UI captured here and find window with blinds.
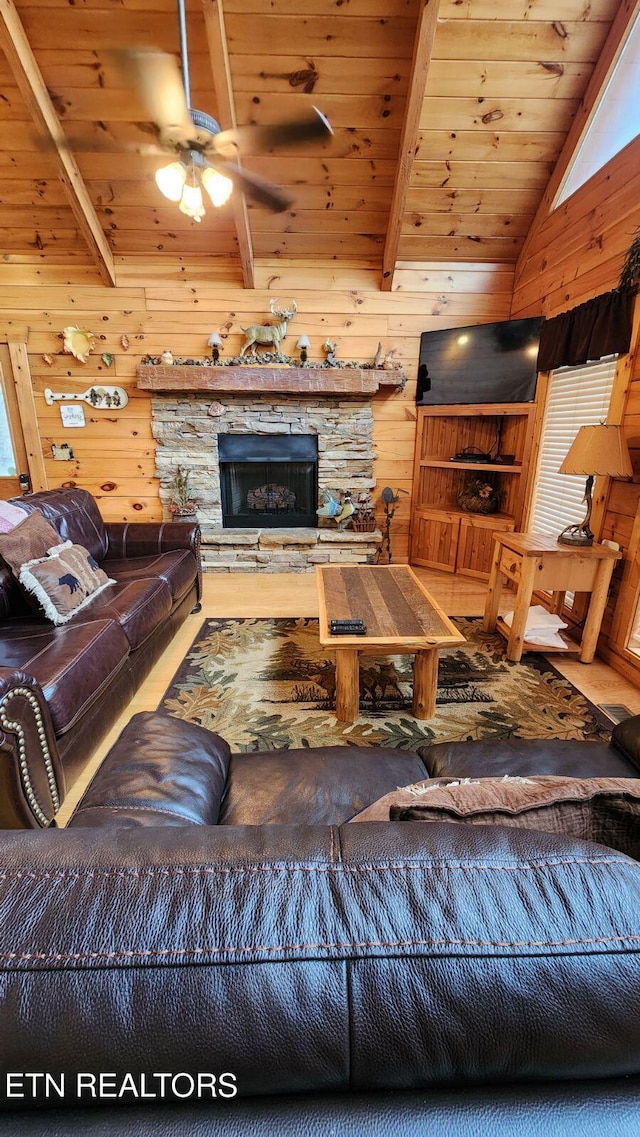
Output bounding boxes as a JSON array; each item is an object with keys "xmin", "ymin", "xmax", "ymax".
[{"xmin": 529, "ymin": 357, "xmax": 617, "ymax": 538}]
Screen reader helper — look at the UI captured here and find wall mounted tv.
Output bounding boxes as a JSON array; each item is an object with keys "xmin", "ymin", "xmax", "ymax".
[{"xmin": 416, "ymin": 316, "xmax": 543, "ymax": 406}]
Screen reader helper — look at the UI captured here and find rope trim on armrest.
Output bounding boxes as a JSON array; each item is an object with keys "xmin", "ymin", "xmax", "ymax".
[{"xmin": 0, "ymin": 688, "xmax": 60, "ymax": 826}]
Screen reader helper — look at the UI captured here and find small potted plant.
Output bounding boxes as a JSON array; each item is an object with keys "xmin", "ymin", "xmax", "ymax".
[{"xmin": 167, "ymin": 465, "xmax": 198, "ymax": 519}]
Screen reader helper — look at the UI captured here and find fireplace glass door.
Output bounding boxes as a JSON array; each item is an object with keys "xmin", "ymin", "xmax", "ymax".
[{"xmin": 219, "ymin": 434, "xmax": 318, "ymax": 528}]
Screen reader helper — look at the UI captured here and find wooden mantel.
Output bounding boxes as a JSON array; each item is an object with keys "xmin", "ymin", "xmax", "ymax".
[{"xmin": 136, "ymin": 364, "xmax": 405, "ymax": 396}]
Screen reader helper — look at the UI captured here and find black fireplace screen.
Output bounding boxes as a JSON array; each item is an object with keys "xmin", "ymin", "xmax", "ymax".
[{"xmin": 218, "ymin": 434, "xmax": 318, "ymax": 528}]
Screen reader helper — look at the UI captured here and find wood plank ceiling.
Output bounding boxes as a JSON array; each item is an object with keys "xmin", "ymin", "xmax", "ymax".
[{"xmin": 0, "ymin": 0, "xmax": 621, "ymax": 280}]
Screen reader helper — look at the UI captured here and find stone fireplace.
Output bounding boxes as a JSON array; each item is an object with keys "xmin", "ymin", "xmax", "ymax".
[{"xmin": 139, "ymin": 363, "xmax": 405, "ymax": 573}]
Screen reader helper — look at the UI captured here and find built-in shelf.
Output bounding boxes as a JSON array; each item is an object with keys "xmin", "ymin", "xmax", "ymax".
[
  {"xmin": 136, "ymin": 364, "xmax": 405, "ymax": 396},
  {"xmin": 422, "ymin": 506, "xmax": 515, "ymax": 521},
  {"xmin": 410, "ymin": 401, "xmax": 537, "ymax": 578},
  {"xmin": 420, "ymin": 459, "xmax": 523, "ymax": 473}
]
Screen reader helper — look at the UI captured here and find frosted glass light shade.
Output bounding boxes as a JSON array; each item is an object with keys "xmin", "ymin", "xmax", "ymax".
[
  {"xmin": 155, "ymin": 161, "xmax": 187, "ymax": 202},
  {"xmin": 179, "ymin": 182, "xmax": 206, "ymax": 222},
  {"xmin": 201, "ymin": 166, "xmax": 233, "ymax": 207}
]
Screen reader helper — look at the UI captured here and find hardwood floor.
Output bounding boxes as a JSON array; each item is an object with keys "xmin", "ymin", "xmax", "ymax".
[{"xmin": 56, "ymin": 567, "xmax": 640, "ymax": 824}]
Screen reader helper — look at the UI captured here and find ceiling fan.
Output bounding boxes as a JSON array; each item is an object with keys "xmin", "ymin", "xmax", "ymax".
[{"xmin": 115, "ymin": 0, "xmax": 333, "ymax": 220}]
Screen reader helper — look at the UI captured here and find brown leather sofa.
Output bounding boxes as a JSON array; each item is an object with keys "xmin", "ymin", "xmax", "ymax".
[
  {"xmin": 0, "ymin": 488, "xmax": 201, "ymax": 828},
  {"xmin": 1, "ymin": 712, "xmax": 640, "ymax": 1133}
]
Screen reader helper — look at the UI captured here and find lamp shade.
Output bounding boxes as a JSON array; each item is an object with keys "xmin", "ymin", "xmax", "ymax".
[
  {"xmin": 296, "ymin": 335, "xmax": 311, "ymax": 350},
  {"xmin": 559, "ymin": 424, "xmax": 633, "ymax": 477}
]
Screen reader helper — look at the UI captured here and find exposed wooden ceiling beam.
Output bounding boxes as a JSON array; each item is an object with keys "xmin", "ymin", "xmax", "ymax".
[
  {"xmin": 0, "ymin": 0, "xmax": 116, "ymax": 286},
  {"xmin": 202, "ymin": 0, "xmax": 255, "ymax": 290},
  {"xmin": 516, "ymin": 0, "xmax": 640, "ymax": 283},
  {"xmin": 381, "ymin": 0, "xmax": 441, "ymax": 292}
]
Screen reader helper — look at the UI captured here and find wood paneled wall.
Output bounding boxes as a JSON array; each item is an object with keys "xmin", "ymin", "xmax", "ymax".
[
  {"xmin": 512, "ymin": 134, "xmax": 640, "ymax": 677},
  {"xmin": 0, "ymin": 256, "xmax": 514, "ymax": 562}
]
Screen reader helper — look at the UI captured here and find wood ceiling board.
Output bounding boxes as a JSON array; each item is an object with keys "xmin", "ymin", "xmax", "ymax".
[
  {"xmin": 397, "ymin": 234, "xmax": 524, "ymax": 261},
  {"xmin": 415, "ymin": 129, "xmax": 565, "ymax": 162},
  {"xmin": 250, "ymin": 233, "xmax": 384, "ymax": 258},
  {"xmin": 101, "ymin": 232, "xmax": 241, "ymax": 254},
  {"xmin": 425, "ymin": 59, "xmax": 591, "ymax": 100},
  {"xmin": 223, "ymin": 0, "xmax": 415, "ymax": 14},
  {"xmin": 246, "ymin": 157, "xmax": 398, "ymax": 185},
  {"xmin": 401, "ymin": 212, "xmax": 533, "ymax": 238},
  {"xmin": 224, "ymin": 15, "xmax": 415, "ymax": 58},
  {"xmin": 404, "ymin": 187, "xmax": 543, "ymax": 214},
  {"xmin": 419, "ymin": 97, "xmax": 578, "ymax": 134},
  {"xmin": 432, "ymin": 20, "xmax": 612, "ymax": 61},
  {"xmin": 233, "ymin": 91, "xmax": 406, "ymax": 130},
  {"xmin": 439, "ymin": 0, "xmax": 619, "ymax": 16},
  {"xmin": 15, "ymin": 10, "xmax": 206, "ymax": 50},
  {"xmin": 94, "ymin": 206, "xmax": 237, "ymax": 231},
  {"xmin": 411, "ymin": 161, "xmax": 553, "ymax": 190},
  {"xmin": 229, "ymin": 54, "xmax": 409, "ymax": 96},
  {"xmin": 248, "ymin": 209, "xmax": 388, "ymax": 234}
]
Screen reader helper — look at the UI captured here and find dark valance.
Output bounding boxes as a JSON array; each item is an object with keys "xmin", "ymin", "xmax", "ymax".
[{"xmin": 537, "ymin": 289, "xmax": 634, "ymax": 372}]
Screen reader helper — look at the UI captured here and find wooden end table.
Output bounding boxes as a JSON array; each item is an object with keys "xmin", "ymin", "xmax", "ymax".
[
  {"xmin": 483, "ymin": 532, "xmax": 622, "ymax": 663},
  {"xmin": 316, "ymin": 564, "xmax": 465, "ymax": 724}
]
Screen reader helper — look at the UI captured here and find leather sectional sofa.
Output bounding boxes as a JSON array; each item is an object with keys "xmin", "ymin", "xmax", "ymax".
[
  {"xmin": 0, "ymin": 487, "xmax": 201, "ymax": 828},
  {"xmin": 1, "ymin": 711, "xmax": 640, "ymax": 1132}
]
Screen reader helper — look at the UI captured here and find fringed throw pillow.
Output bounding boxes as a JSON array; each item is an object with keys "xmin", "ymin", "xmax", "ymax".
[{"xmin": 19, "ymin": 540, "xmax": 114, "ymax": 625}]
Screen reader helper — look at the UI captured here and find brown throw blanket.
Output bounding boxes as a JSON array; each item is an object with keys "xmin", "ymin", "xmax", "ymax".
[{"xmin": 349, "ymin": 775, "xmax": 640, "ymax": 859}]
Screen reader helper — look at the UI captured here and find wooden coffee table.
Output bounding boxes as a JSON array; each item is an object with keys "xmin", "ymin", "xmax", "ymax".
[{"xmin": 316, "ymin": 564, "xmax": 465, "ymax": 724}]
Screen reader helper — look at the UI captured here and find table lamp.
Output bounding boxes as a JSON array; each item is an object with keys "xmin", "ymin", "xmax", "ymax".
[{"xmin": 558, "ymin": 424, "xmax": 633, "ymax": 546}]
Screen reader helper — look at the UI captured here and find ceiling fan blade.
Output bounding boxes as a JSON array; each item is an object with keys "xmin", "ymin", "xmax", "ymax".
[
  {"xmin": 210, "ymin": 160, "xmax": 294, "ymax": 213},
  {"xmin": 212, "ymin": 107, "xmax": 332, "ymax": 156},
  {"xmin": 114, "ymin": 49, "xmax": 194, "ymax": 146}
]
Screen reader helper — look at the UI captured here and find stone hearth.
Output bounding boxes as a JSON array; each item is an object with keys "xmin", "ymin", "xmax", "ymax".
[{"xmin": 151, "ymin": 392, "xmax": 380, "ymax": 572}]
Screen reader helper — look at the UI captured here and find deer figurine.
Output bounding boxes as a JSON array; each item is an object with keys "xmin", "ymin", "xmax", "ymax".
[{"xmin": 239, "ymin": 299, "xmax": 298, "ymax": 362}]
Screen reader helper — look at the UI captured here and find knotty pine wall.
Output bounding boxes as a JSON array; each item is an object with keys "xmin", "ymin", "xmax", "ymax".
[
  {"xmin": 0, "ymin": 257, "xmax": 514, "ymax": 563},
  {"xmin": 512, "ymin": 133, "xmax": 640, "ymax": 676}
]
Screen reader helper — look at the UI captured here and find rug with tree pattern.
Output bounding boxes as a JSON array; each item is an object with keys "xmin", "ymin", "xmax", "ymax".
[{"xmin": 159, "ymin": 617, "xmax": 612, "ymax": 752}]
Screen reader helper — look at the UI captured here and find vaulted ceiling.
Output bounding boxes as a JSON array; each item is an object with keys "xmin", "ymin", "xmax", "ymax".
[{"xmin": 0, "ymin": 0, "xmax": 625, "ymax": 286}]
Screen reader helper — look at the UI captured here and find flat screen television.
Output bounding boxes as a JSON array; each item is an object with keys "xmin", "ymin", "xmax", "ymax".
[{"xmin": 416, "ymin": 316, "xmax": 543, "ymax": 406}]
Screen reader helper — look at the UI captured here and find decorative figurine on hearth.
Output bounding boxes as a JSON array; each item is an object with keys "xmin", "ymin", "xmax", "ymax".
[
  {"xmin": 374, "ymin": 486, "xmax": 408, "ymax": 564},
  {"xmin": 352, "ymin": 491, "xmax": 377, "ymax": 532},
  {"xmin": 334, "ymin": 491, "xmax": 355, "ymax": 529},
  {"xmin": 316, "ymin": 490, "xmax": 342, "ymax": 523},
  {"xmin": 167, "ymin": 465, "xmax": 198, "ymax": 519}
]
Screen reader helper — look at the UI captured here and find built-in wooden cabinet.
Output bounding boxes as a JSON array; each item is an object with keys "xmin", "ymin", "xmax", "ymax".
[{"xmin": 409, "ymin": 403, "xmax": 537, "ymax": 579}]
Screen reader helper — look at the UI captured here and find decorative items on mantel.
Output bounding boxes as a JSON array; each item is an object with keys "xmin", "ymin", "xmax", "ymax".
[{"xmin": 136, "ymin": 364, "xmax": 404, "ymax": 395}]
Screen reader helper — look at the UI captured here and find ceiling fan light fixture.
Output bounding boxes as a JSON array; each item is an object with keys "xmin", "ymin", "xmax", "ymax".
[
  {"xmin": 201, "ymin": 165, "xmax": 233, "ymax": 208},
  {"xmin": 154, "ymin": 160, "xmax": 187, "ymax": 202},
  {"xmin": 179, "ymin": 178, "xmax": 205, "ymax": 222}
]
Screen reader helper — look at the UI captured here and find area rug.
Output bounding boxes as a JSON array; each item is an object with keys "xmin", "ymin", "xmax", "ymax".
[{"xmin": 158, "ymin": 616, "xmax": 612, "ymax": 752}]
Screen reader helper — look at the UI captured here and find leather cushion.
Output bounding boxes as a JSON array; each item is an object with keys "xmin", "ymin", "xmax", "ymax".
[
  {"xmin": 76, "ymin": 577, "xmax": 173, "ymax": 650},
  {"xmin": 220, "ymin": 746, "xmax": 429, "ymax": 825},
  {"xmin": 0, "ymin": 618, "xmax": 130, "ymax": 735},
  {"xmin": 105, "ymin": 549, "xmax": 196, "ymax": 603},
  {"xmin": 2, "ymin": 823, "xmax": 640, "ymax": 1101},
  {"xmin": 417, "ymin": 737, "xmax": 639, "ymax": 780},
  {"xmin": 69, "ymin": 711, "xmax": 232, "ymax": 828}
]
